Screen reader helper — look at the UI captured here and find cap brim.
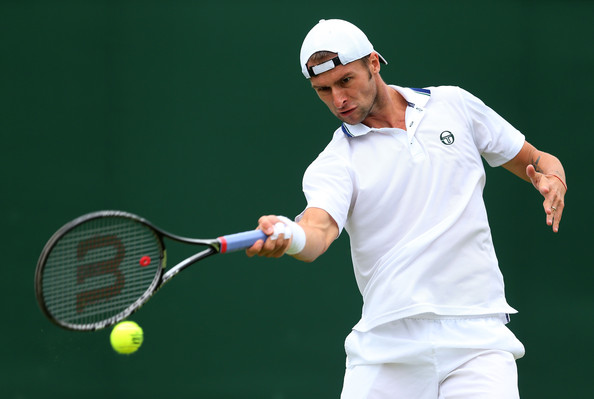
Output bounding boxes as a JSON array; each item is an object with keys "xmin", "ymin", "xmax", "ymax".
[{"xmin": 375, "ymin": 51, "xmax": 388, "ymax": 65}]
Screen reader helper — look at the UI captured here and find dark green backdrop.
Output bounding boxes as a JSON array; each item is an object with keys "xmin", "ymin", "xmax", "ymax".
[{"xmin": 2, "ymin": 0, "xmax": 592, "ymax": 397}]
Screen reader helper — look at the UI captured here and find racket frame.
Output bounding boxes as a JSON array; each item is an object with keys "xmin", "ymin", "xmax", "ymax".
[{"xmin": 35, "ymin": 210, "xmax": 239, "ymax": 331}]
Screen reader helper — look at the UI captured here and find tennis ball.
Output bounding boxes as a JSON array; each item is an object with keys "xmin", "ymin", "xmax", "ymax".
[{"xmin": 110, "ymin": 321, "xmax": 143, "ymax": 354}]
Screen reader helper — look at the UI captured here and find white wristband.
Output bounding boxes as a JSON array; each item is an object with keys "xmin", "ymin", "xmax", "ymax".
[{"xmin": 277, "ymin": 216, "xmax": 306, "ymax": 255}]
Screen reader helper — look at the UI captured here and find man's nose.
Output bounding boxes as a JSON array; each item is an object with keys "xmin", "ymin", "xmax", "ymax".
[{"xmin": 332, "ymin": 89, "xmax": 347, "ymax": 109}]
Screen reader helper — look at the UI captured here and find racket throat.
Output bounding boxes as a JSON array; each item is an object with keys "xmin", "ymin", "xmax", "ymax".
[{"xmin": 161, "ymin": 247, "xmax": 217, "ymax": 283}]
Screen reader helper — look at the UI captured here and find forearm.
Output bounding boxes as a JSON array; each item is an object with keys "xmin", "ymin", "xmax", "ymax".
[
  {"xmin": 291, "ymin": 208, "xmax": 338, "ymax": 262},
  {"xmin": 292, "ymin": 221, "xmax": 335, "ymax": 262},
  {"xmin": 503, "ymin": 141, "xmax": 566, "ymax": 187}
]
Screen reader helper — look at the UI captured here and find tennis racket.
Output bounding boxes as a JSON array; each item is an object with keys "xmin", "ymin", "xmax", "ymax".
[{"xmin": 35, "ymin": 210, "xmax": 267, "ymax": 331}]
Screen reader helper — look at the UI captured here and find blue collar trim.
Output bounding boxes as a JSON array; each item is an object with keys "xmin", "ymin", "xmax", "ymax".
[
  {"xmin": 411, "ymin": 87, "xmax": 431, "ymax": 96},
  {"xmin": 341, "ymin": 124, "xmax": 354, "ymax": 137}
]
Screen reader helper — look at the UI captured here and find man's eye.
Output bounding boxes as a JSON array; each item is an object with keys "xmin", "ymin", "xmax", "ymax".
[{"xmin": 342, "ymin": 77, "xmax": 352, "ymax": 83}]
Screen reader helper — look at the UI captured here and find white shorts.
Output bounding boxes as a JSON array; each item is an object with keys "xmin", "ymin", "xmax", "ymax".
[{"xmin": 341, "ymin": 314, "xmax": 525, "ymax": 399}]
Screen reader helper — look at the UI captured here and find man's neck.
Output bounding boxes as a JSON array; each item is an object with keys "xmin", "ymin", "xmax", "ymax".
[{"xmin": 362, "ymin": 83, "xmax": 408, "ymax": 130}]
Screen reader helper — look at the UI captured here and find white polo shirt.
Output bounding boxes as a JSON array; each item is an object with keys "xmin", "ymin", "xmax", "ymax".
[{"xmin": 300, "ymin": 85, "xmax": 525, "ymax": 332}]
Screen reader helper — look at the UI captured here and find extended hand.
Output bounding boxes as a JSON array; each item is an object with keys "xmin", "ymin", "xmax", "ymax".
[{"xmin": 526, "ymin": 164, "xmax": 566, "ymax": 232}]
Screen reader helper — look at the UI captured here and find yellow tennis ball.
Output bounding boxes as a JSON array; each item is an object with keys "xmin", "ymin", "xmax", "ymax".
[{"xmin": 110, "ymin": 321, "xmax": 143, "ymax": 354}]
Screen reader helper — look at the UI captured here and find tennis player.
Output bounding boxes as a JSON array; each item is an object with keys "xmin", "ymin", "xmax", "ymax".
[{"xmin": 247, "ymin": 19, "xmax": 567, "ymax": 398}]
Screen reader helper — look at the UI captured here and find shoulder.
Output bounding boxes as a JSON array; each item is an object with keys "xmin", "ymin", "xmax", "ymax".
[
  {"xmin": 421, "ymin": 86, "xmax": 491, "ymax": 117},
  {"xmin": 318, "ymin": 126, "xmax": 352, "ymax": 155},
  {"xmin": 423, "ymin": 85, "xmax": 469, "ymax": 102},
  {"xmin": 305, "ymin": 127, "xmax": 352, "ymax": 173}
]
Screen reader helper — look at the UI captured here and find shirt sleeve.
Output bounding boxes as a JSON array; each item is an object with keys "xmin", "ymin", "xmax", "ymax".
[
  {"xmin": 458, "ymin": 88, "xmax": 525, "ymax": 167},
  {"xmin": 297, "ymin": 147, "xmax": 353, "ymax": 235}
]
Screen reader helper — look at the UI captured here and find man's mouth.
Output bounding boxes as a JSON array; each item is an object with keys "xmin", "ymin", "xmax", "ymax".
[{"xmin": 339, "ymin": 107, "xmax": 356, "ymax": 117}]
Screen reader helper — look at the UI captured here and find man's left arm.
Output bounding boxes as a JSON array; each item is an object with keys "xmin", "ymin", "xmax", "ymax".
[{"xmin": 502, "ymin": 140, "xmax": 567, "ymax": 232}]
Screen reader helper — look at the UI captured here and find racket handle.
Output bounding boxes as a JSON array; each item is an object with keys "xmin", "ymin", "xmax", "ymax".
[{"xmin": 218, "ymin": 230, "xmax": 268, "ymax": 253}]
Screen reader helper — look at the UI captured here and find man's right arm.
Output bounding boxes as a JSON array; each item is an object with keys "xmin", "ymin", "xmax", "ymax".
[{"xmin": 245, "ymin": 207, "xmax": 339, "ymax": 262}]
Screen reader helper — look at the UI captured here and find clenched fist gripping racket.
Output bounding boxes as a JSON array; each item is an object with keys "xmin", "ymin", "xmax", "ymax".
[{"xmin": 35, "ymin": 210, "xmax": 267, "ymax": 331}]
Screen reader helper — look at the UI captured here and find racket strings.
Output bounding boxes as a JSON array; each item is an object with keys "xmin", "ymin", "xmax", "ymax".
[{"xmin": 41, "ymin": 217, "xmax": 163, "ymax": 327}]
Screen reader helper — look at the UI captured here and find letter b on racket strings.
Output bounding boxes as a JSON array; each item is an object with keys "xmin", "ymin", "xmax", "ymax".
[{"xmin": 76, "ymin": 235, "xmax": 126, "ymax": 313}]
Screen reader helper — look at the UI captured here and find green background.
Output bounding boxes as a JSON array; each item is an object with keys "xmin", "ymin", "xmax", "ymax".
[{"xmin": 2, "ymin": 0, "xmax": 592, "ymax": 397}]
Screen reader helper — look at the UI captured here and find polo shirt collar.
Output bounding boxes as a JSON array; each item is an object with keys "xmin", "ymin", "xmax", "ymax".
[{"xmin": 341, "ymin": 85, "xmax": 432, "ymax": 138}]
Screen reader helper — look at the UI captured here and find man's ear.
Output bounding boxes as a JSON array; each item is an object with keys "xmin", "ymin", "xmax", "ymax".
[{"xmin": 369, "ymin": 52, "xmax": 381, "ymax": 74}]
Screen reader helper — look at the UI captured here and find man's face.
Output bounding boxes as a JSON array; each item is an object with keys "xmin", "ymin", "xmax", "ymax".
[{"xmin": 308, "ymin": 55, "xmax": 378, "ymax": 125}]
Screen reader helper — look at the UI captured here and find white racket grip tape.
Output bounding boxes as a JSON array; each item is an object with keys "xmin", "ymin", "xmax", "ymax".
[{"xmin": 277, "ymin": 216, "xmax": 306, "ymax": 255}]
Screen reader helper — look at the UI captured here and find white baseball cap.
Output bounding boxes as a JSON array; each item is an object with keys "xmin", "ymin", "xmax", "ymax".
[{"xmin": 300, "ymin": 19, "xmax": 388, "ymax": 79}]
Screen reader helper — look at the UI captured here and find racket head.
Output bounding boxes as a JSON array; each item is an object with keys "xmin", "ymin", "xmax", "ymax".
[{"xmin": 35, "ymin": 211, "xmax": 166, "ymax": 331}]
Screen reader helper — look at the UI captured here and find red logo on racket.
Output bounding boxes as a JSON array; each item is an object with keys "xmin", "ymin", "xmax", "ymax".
[{"xmin": 139, "ymin": 256, "xmax": 151, "ymax": 267}]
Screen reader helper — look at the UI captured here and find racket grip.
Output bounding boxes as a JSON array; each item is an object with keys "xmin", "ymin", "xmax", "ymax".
[{"xmin": 218, "ymin": 230, "xmax": 268, "ymax": 253}]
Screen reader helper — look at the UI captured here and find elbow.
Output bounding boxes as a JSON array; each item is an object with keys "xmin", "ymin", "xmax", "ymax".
[
  {"xmin": 293, "ymin": 250, "xmax": 323, "ymax": 263},
  {"xmin": 292, "ymin": 241, "xmax": 331, "ymax": 263}
]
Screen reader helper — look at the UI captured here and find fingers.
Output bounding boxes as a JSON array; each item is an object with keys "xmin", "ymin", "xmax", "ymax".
[
  {"xmin": 245, "ymin": 238, "xmax": 265, "ymax": 257},
  {"xmin": 544, "ymin": 193, "xmax": 565, "ymax": 233},
  {"xmin": 526, "ymin": 164, "xmax": 536, "ymax": 180},
  {"xmin": 526, "ymin": 164, "xmax": 538, "ymax": 188},
  {"xmin": 541, "ymin": 176, "xmax": 565, "ymax": 233},
  {"xmin": 245, "ymin": 215, "xmax": 292, "ymax": 258},
  {"xmin": 246, "ymin": 234, "xmax": 291, "ymax": 258},
  {"xmin": 258, "ymin": 215, "xmax": 279, "ymax": 236},
  {"xmin": 526, "ymin": 164, "xmax": 550, "ymax": 195}
]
